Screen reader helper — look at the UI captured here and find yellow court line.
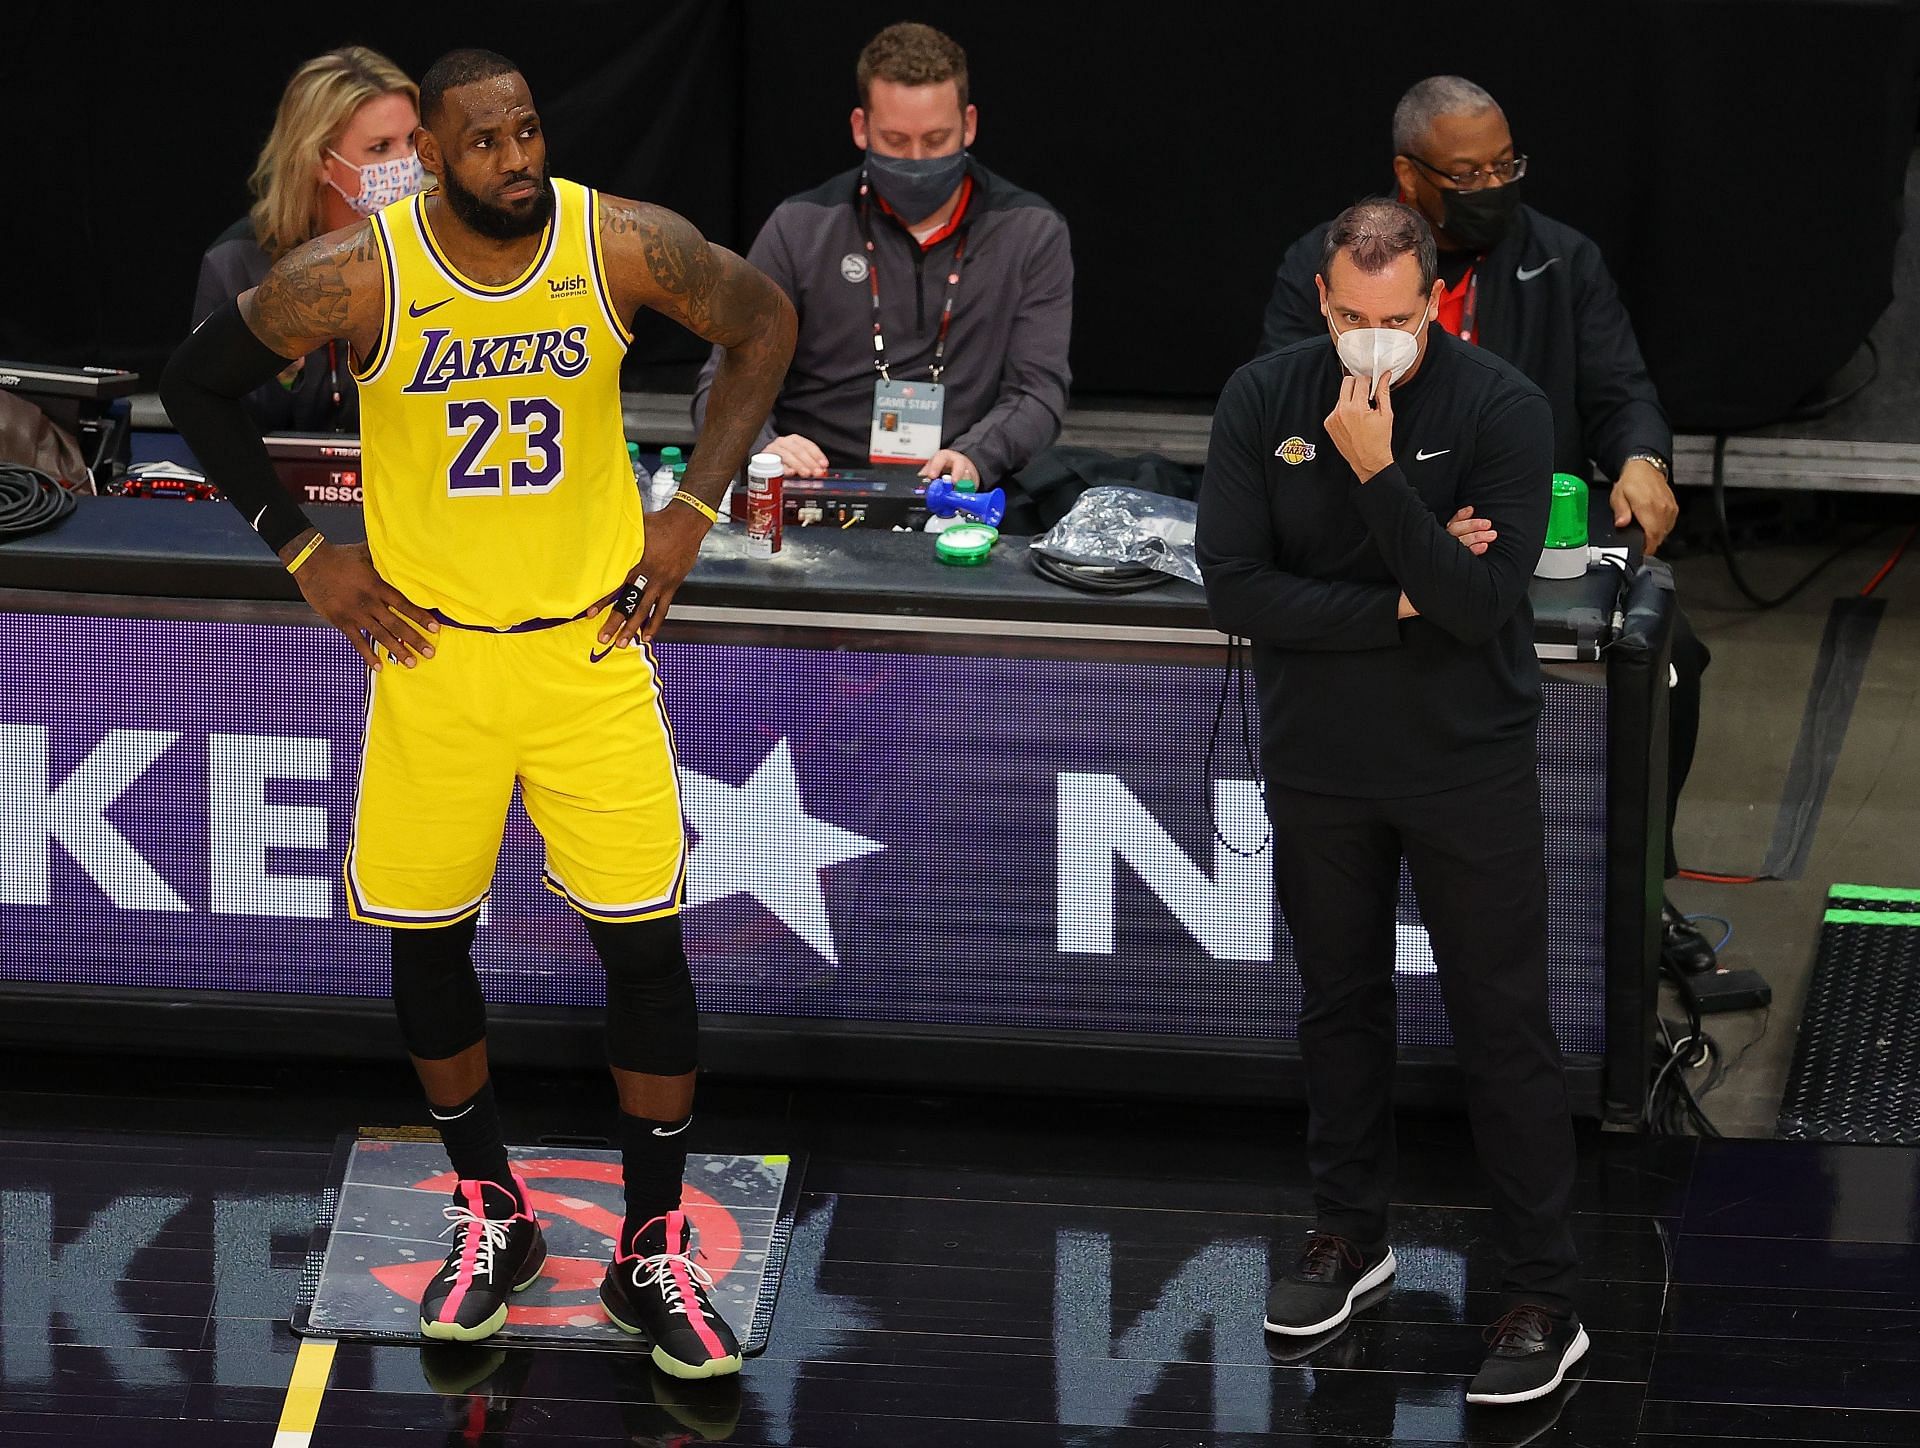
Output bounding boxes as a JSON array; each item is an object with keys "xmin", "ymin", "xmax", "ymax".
[{"xmin": 272, "ymin": 1338, "xmax": 337, "ymax": 1448}]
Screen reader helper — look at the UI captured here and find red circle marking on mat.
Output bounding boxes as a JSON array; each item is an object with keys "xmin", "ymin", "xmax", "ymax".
[{"xmin": 376, "ymin": 1157, "xmax": 748, "ymax": 1328}]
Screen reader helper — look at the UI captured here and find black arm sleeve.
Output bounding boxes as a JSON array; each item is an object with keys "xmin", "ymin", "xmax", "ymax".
[
  {"xmin": 1571, "ymin": 242, "xmax": 1672, "ymax": 477},
  {"xmin": 158, "ymin": 299, "xmax": 315, "ymax": 554}
]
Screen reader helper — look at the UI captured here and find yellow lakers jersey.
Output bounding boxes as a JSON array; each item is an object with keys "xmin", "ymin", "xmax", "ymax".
[{"xmin": 353, "ymin": 177, "xmax": 639, "ymax": 629}]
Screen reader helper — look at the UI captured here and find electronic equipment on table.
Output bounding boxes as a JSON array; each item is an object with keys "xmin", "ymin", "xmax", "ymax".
[
  {"xmin": 0, "ymin": 359, "xmax": 140, "ymax": 485},
  {"xmin": 726, "ymin": 464, "xmax": 932, "ymax": 530}
]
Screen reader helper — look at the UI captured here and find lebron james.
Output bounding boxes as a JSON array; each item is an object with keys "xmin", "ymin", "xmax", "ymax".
[{"xmin": 161, "ymin": 49, "xmax": 796, "ymax": 1378}]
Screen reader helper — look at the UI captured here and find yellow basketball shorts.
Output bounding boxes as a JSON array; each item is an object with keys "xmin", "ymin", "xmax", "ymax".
[{"xmin": 344, "ymin": 613, "xmax": 685, "ymax": 928}]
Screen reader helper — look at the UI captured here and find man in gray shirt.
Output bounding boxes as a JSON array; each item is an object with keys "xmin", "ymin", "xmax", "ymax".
[{"xmin": 693, "ymin": 21, "xmax": 1072, "ymax": 487}]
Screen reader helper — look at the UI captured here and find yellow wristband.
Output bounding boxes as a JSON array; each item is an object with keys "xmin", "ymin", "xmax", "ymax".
[
  {"xmin": 670, "ymin": 492, "xmax": 720, "ymax": 524},
  {"xmin": 285, "ymin": 533, "xmax": 325, "ymax": 574}
]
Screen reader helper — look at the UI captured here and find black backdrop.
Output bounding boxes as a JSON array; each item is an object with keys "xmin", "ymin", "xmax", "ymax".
[{"xmin": 5, "ymin": 0, "xmax": 1916, "ymax": 430}]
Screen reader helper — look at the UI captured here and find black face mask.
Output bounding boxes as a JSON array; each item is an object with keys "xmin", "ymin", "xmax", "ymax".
[
  {"xmin": 1438, "ymin": 178, "xmax": 1523, "ymax": 252},
  {"xmin": 864, "ymin": 148, "xmax": 968, "ymax": 224}
]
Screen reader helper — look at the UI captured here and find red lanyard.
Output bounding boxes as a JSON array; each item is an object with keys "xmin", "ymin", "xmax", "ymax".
[
  {"xmin": 1460, "ymin": 266, "xmax": 1481, "ymax": 345},
  {"xmin": 857, "ymin": 185, "xmax": 970, "ymax": 384}
]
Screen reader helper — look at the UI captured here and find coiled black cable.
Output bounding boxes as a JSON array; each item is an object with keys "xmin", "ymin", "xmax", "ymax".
[
  {"xmin": 1027, "ymin": 548, "xmax": 1169, "ymax": 593},
  {"xmin": 0, "ymin": 465, "xmax": 76, "ymax": 540}
]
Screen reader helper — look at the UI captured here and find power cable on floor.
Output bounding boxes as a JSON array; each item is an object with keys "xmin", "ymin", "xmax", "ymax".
[
  {"xmin": 1709, "ymin": 433, "xmax": 1881, "ymax": 610},
  {"xmin": 1859, "ymin": 522, "xmax": 1918, "ymax": 598}
]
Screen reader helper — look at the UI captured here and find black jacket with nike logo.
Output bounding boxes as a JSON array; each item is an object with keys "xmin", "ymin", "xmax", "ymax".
[
  {"xmin": 1259, "ymin": 203, "xmax": 1669, "ymax": 482},
  {"xmin": 1197, "ymin": 329, "xmax": 1552, "ymax": 797}
]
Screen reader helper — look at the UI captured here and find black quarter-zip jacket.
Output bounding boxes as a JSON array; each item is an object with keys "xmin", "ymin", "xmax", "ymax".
[{"xmin": 1196, "ymin": 329, "xmax": 1553, "ymax": 797}]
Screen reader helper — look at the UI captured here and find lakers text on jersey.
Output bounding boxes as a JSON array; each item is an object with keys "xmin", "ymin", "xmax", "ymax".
[{"xmin": 353, "ymin": 177, "xmax": 640, "ymax": 630}]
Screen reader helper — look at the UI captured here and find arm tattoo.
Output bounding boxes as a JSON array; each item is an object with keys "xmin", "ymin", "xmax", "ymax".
[
  {"xmin": 639, "ymin": 213, "xmax": 722, "ymax": 333},
  {"xmin": 247, "ymin": 233, "xmax": 360, "ymax": 355}
]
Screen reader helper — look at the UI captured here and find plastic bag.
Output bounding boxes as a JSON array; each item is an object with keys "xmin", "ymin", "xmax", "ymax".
[{"xmin": 1028, "ymin": 485, "xmax": 1200, "ymax": 585}]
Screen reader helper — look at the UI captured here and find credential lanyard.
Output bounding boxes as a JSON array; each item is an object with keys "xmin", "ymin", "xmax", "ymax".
[{"xmin": 857, "ymin": 181, "xmax": 969, "ymax": 384}]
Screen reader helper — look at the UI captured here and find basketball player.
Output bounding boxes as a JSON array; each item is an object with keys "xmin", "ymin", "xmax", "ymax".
[{"xmin": 161, "ymin": 49, "xmax": 796, "ymax": 1378}]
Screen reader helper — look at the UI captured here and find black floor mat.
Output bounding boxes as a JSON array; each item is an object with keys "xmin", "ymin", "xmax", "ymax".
[{"xmin": 1778, "ymin": 885, "xmax": 1920, "ymax": 1143}]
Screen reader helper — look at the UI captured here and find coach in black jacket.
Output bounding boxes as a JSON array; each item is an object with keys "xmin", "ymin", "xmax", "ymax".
[
  {"xmin": 1202, "ymin": 201, "xmax": 1588, "ymax": 1406},
  {"xmin": 1261, "ymin": 76, "xmax": 1716, "ymax": 973}
]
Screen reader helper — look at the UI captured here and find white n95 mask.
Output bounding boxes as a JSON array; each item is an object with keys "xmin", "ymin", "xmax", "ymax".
[{"xmin": 1330, "ymin": 300, "xmax": 1430, "ymax": 399}]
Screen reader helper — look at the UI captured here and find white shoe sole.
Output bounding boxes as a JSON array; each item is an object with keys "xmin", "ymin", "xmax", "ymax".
[
  {"xmin": 1466, "ymin": 1324, "xmax": 1591, "ymax": 1405},
  {"xmin": 1263, "ymin": 1246, "xmax": 1397, "ymax": 1336}
]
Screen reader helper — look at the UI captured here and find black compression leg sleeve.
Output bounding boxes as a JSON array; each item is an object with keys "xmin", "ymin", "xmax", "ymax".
[
  {"xmin": 584, "ymin": 916, "xmax": 699, "ymax": 1075},
  {"xmin": 158, "ymin": 297, "xmax": 316, "ymax": 552},
  {"xmin": 389, "ymin": 915, "xmax": 489, "ymax": 1060}
]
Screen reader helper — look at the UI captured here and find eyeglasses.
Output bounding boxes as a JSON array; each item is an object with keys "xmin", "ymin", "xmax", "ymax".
[{"xmin": 1404, "ymin": 152, "xmax": 1529, "ymax": 191}]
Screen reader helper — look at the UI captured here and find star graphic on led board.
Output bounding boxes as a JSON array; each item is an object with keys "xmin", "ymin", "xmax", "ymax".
[{"xmin": 680, "ymin": 738, "xmax": 884, "ymax": 965}]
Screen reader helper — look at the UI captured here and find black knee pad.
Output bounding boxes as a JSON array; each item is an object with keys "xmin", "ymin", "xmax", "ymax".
[
  {"xmin": 585, "ymin": 915, "xmax": 699, "ymax": 1075},
  {"xmin": 389, "ymin": 915, "xmax": 487, "ymax": 1060}
]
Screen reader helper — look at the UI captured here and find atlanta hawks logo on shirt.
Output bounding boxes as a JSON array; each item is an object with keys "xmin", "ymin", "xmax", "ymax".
[{"xmin": 1274, "ymin": 435, "xmax": 1317, "ymax": 465}]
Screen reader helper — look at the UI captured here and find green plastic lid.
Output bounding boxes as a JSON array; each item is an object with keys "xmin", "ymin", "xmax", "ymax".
[
  {"xmin": 935, "ymin": 522, "xmax": 998, "ymax": 565},
  {"xmin": 660, "ymin": 446, "xmax": 684, "ymax": 466},
  {"xmin": 1545, "ymin": 472, "xmax": 1588, "ymax": 550},
  {"xmin": 626, "ymin": 441, "xmax": 639, "ymax": 458}
]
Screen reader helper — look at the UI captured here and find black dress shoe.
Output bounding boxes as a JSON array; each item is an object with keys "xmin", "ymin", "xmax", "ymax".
[
  {"xmin": 1467, "ymin": 1305, "xmax": 1590, "ymax": 1406},
  {"xmin": 1661, "ymin": 899, "xmax": 1718, "ymax": 975},
  {"xmin": 1264, "ymin": 1233, "xmax": 1396, "ymax": 1337}
]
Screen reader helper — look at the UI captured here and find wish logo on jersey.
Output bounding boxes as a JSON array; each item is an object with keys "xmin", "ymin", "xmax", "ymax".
[{"xmin": 402, "ymin": 325, "xmax": 591, "ymax": 394}]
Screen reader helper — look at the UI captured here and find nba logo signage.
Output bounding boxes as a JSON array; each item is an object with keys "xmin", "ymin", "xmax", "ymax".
[{"xmin": 0, "ymin": 613, "xmax": 1607, "ymax": 1054}]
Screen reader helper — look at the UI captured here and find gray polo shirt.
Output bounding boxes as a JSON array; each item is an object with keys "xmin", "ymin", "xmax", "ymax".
[{"xmin": 693, "ymin": 160, "xmax": 1072, "ymax": 482}]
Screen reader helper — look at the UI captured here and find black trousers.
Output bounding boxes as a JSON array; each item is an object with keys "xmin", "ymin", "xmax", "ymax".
[
  {"xmin": 1666, "ymin": 605, "xmax": 1711, "ymax": 880},
  {"xmin": 1268, "ymin": 758, "xmax": 1581, "ymax": 1315}
]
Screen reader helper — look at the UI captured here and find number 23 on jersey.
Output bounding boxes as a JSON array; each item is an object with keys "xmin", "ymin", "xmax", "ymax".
[{"xmin": 445, "ymin": 397, "xmax": 563, "ymax": 495}]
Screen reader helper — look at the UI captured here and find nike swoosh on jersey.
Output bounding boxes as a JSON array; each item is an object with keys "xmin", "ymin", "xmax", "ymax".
[
  {"xmin": 408, "ymin": 298, "xmax": 452, "ymax": 318},
  {"xmin": 1415, "ymin": 448, "xmax": 1451, "ymax": 461},
  {"xmin": 1516, "ymin": 259, "xmax": 1562, "ymax": 282}
]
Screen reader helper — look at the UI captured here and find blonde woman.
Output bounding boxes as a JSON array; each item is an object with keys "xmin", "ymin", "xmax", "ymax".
[{"xmin": 191, "ymin": 47, "xmax": 425, "ymax": 432}]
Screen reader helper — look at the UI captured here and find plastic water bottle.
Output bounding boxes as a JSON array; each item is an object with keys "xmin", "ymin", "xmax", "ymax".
[
  {"xmin": 627, "ymin": 441, "xmax": 645, "ymax": 493},
  {"xmin": 647, "ymin": 446, "xmax": 683, "ymax": 513}
]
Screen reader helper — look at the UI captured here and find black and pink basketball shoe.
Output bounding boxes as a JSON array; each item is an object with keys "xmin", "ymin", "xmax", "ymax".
[
  {"xmin": 419, "ymin": 1176, "xmax": 548, "ymax": 1342},
  {"xmin": 600, "ymin": 1209, "xmax": 743, "ymax": 1378}
]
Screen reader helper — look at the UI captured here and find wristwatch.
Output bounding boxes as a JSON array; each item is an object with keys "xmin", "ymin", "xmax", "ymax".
[{"xmin": 1623, "ymin": 451, "xmax": 1671, "ymax": 479}]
